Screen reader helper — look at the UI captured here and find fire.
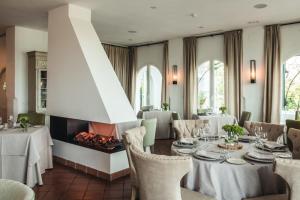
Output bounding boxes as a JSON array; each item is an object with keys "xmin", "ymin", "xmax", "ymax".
[{"xmin": 74, "ymin": 132, "xmax": 121, "ymax": 150}]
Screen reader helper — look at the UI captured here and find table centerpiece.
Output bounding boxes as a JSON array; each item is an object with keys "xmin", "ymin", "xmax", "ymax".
[{"xmin": 218, "ymin": 124, "xmax": 244, "ymax": 150}]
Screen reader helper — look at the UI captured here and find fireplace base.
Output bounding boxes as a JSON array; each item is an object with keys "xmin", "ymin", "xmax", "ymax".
[{"xmin": 52, "ymin": 139, "xmax": 129, "ymax": 181}]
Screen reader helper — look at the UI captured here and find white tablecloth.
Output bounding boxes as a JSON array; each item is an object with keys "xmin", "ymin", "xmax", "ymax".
[
  {"xmin": 172, "ymin": 140, "xmax": 285, "ymax": 200},
  {"xmin": 142, "ymin": 111, "xmax": 172, "ymax": 139},
  {"xmin": 192, "ymin": 114, "xmax": 237, "ymax": 135},
  {"xmin": 0, "ymin": 126, "xmax": 53, "ymax": 187}
]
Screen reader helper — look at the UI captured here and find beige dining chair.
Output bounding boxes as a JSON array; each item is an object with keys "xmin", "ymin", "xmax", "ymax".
[
  {"xmin": 129, "ymin": 145, "xmax": 215, "ymax": 200},
  {"xmin": 287, "ymin": 128, "xmax": 300, "ymax": 159},
  {"xmin": 173, "ymin": 119, "xmax": 207, "ymax": 139},
  {"xmin": 244, "ymin": 121, "xmax": 284, "ymax": 141},
  {"xmin": 0, "ymin": 179, "xmax": 35, "ymax": 200},
  {"xmin": 122, "ymin": 126, "xmax": 146, "ymax": 200},
  {"xmin": 243, "ymin": 158, "xmax": 300, "ymax": 200}
]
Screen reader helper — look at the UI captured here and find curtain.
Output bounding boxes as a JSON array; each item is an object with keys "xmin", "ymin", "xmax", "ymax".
[
  {"xmin": 161, "ymin": 41, "xmax": 169, "ymax": 103},
  {"xmin": 224, "ymin": 30, "xmax": 243, "ymax": 120},
  {"xmin": 183, "ymin": 37, "xmax": 197, "ymax": 119},
  {"xmin": 263, "ymin": 25, "xmax": 281, "ymax": 123},
  {"xmin": 128, "ymin": 46, "xmax": 137, "ymax": 106}
]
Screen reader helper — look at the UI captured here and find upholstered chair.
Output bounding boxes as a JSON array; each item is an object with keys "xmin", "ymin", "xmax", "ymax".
[
  {"xmin": 286, "ymin": 120, "xmax": 300, "ymax": 149},
  {"xmin": 142, "ymin": 118, "xmax": 157, "ymax": 152},
  {"xmin": 172, "ymin": 112, "xmax": 181, "ymax": 120},
  {"xmin": 173, "ymin": 120, "xmax": 206, "ymax": 139},
  {"xmin": 288, "ymin": 128, "xmax": 300, "ymax": 159},
  {"xmin": 129, "ymin": 145, "xmax": 215, "ymax": 200},
  {"xmin": 275, "ymin": 158, "xmax": 300, "ymax": 200},
  {"xmin": 238, "ymin": 111, "xmax": 252, "ymax": 127},
  {"xmin": 122, "ymin": 126, "xmax": 146, "ymax": 200},
  {"xmin": 0, "ymin": 179, "xmax": 35, "ymax": 200},
  {"xmin": 244, "ymin": 121, "xmax": 284, "ymax": 141}
]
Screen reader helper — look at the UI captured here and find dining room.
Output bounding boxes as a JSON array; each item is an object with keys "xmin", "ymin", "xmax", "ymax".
[{"xmin": 0, "ymin": 1, "xmax": 300, "ymax": 200}]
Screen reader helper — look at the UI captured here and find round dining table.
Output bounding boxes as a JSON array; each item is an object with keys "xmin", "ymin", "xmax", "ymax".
[{"xmin": 172, "ymin": 139, "xmax": 287, "ymax": 200}]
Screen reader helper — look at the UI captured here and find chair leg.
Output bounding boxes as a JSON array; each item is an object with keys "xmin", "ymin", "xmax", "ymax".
[
  {"xmin": 150, "ymin": 145, "xmax": 154, "ymax": 153},
  {"xmin": 131, "ymin": 186, "xmax": 137, "ymax": 200}
]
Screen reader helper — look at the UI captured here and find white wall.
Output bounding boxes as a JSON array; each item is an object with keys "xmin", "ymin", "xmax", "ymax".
[
  {"xmin": 242, "ymin": 26, "xmax": 265, "ymax": 121},
  {"xmin": 168, "ymin": 38, "xmax": 184, "ymax": 117},
  {"xmin": 137, "ymin": 44, "xmax": 164, "ymax": 71},
  {"xmin": 281, "ymin": 24, "xmax": 300, "ymax": 63},
  {"xmin": 197, "ymin": 35, "xmax": 224, "ymax": 65},
  {"xmin": 6, "ymin": 26, "xmax": 48, "ymax": 117}
]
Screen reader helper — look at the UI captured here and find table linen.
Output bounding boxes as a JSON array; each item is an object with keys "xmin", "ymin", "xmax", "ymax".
[
  {"xmin": 172, "ymin": 140, "xmax": 286, "ymax": 200},
  {"xmin": 0, "ymin": 126, "xmax": 53, "ymax": 187},
  {"xmin": 192, "ymin": 114, "xmax": 237, "ymax": 135}
]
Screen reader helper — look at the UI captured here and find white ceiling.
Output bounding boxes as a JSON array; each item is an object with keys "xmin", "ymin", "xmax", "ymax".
[{"xmin": 0, "ymin": 0, "xmax": 300, "ymax": 45}]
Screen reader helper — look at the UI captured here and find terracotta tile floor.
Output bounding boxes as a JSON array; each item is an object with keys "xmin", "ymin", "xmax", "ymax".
[{"xmin": 34, "ymin": 139, "xmax": 173, "ymax": 200}]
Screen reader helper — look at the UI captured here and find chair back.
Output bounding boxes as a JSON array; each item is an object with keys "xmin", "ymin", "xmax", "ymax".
[
  {"xmin": 142, "ymin": 118, "xmax": 157, "ymax": 148},
  {"xmin": 171, "ymin": 112, "xmax": 181, "ymax": 120},
  {"xmin": 0, "ymin": 179, "xmax": 34, "ymax": 200},
  {"xmin": 141, "ymin": 105, "xmax": 153, "ymax": 111},
  {"xmin": 122, "ymin": 126, "xmax": 146, "ymax": 187},
  {"xmin": 173, "ymin": 120, "xmax": 206, "ymax": 139},
  {"xmin": 17, "ymin": 112, "xmax": 45, "ymax": 125},
  {"xmin": 286, "ymin": 120, "xmax": 300, "ymax": 150},
  {"xmin": 130, "ymin": 145, "xmax": 192, "ymax": 200},
  {"xmin": 239, "ymin": 111, "xmax": 251, "ymax": 127},
  {"xmin": 244, "ymin": 121, "xmax": 284, "ymax": 141},
  {"xmin": 275, "ymin": 158, "xmax": 300, "ymax": 200},
  {"xmin": 288, "ymin": 128, "xmax": 300, "ymax": 159}
]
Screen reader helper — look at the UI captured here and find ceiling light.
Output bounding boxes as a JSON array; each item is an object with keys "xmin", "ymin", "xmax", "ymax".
[
  {"xmin": 128, "ymin": 30, "xmax": 137, "ymax": 33},
  {"xmin": 150, "ymin": 6, "xmax": 157, "ymax": 9},
  {"xmin": 190, "ymin": 13, "xmax": 197, "ymax": 18},
  {"xmin": 128, "ymin": 39, "xmax": 133, "ymax": 41},
  {"xmin": 198, "ymin": 26, "xmax": 205, "ymax": 29},
  {"xmin": 248, "ymin": 20, "xmax": 260, "ymax": 24},
  {"xmin": 254, "ymin": 4, "xmax": 267, "ymax": 9}
]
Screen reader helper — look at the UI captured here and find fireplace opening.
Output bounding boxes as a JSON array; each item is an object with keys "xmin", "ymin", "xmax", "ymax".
[{"xmin": 50, "ymin": 116, "xmax": 124, "ymax": 153}]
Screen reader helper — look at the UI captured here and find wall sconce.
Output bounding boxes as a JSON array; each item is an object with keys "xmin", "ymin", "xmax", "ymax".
[
  {"xmin": 250, "ymin": 60, "xmax": 256, "ymax": 83},
  {"xmin": 2, "ymin": 82, "xmax": 6, "ymax": 91},
  {"xmin": 172, "ymin": 65, "xmax": 178, "ymax": 85}
]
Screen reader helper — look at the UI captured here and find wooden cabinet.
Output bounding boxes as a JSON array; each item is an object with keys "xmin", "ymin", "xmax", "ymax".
[{"xmin": 27, "ymin": 51, "xmax": 47, "ymax": 113}]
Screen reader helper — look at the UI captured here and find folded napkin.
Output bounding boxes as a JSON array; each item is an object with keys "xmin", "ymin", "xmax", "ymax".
[
  {"xmin": 179, "ymin": 138, "xmax": 194, "ymax": 145},
  {"xmin": 248, "ymin": 152, "xmax": 274, "ymax": 160},
  {"xmin": 264, "ymin": 141, "xmax": 285, "ymax": 149},
  {"xmin": 195, "ymin": 150, "xmax": 221, "ymax": 159}
]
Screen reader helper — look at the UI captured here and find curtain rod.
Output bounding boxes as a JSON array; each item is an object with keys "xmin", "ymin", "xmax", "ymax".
[
  {"xmin": 195, "ymin": 29, "xmax": 242, "ymax": 39},
  {"xmin": 280, "ymin": 20, "xmax": 300, "ymax": 27},
  {"xmin": 131, "ymin": 40, "xmax": 167, "ymax": 48},
  {"xmin": 101, "ymin": 42, "xmax": 128, "ymax": 48}
]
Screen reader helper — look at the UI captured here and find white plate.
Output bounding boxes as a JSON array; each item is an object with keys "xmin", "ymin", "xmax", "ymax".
[
  {"xmin": 177, "ymin": 149, "xmax": 195, "ymax": 154},
  {"xmin": 273, "ymin": 152, "xmax": 292, "ymax": 158},
  {"xmin": 33, "ymin": 125, "xmax": 43, "ymax": 128},
  {"xmin": 226, "ymin": 158, "xmax": 247, "ymax": 165}
]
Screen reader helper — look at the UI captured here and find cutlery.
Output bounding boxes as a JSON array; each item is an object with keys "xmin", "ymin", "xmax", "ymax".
[{"xmin": 219, "ymin": 159, "xmax": 226, "ymax": 164}]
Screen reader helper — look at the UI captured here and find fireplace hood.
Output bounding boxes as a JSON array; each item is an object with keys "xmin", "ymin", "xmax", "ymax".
[{"xmin": 47, "ymin": 4, "xmax": 136, "ymax": 124}]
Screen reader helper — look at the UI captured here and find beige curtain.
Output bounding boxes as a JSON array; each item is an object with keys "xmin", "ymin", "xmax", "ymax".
[
  {"xmin": 183, "ymin": 37, "xmax": 197, "ymax": 119},
  {"xmin": 224, "ymin": 30, "xmax": 243, "ymax": 120},
  {"xmin": 263, "ymin": 25, "xmax": 281, "ymax": 123},
  {"xmin": 161, "ymin": 41, "xmax": 169, "ymax": 103},
  {"xmin": 128, "ymin": 46, "xmax": 137, "ymax": 106}
]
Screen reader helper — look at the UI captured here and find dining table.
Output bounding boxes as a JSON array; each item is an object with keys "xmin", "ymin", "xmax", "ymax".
[
  {"xmin": 0, "ymin": 126, "xmax": 53, "ymax": 187},
  {"xmin": 192, "ymin": 114, "xmax": 237, "ymax": 135},
  {"xmin": 172, "ymin": 138, "xmax": 288, "ymax": 200}
]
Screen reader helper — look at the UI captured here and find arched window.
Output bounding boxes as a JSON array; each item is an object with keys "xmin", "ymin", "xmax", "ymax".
[
  {"xmin": 282, "ymin": 56, "xmax": 300, "ymax": 120},
  {"xmin": 135, "ymin": 65, "xmax": 162, "ymax": 111},
  {"xmin": 197, "ymin": 60, "xmax": 225, "ymax": 112}
]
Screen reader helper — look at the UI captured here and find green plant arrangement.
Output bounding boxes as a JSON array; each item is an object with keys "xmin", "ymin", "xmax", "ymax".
[
  {"xmin": 162, "ymin": 102, "xmax": 169, "ymax": 111},
  {"xmin": 19, "ymin": 116, "xmax": 29, "ymax": 132},
  {"xmin": 296, "ymin": 97, "xmax": 300, "ymax": 120},
  {"xmin": 222, "ymin": 124, "xmax": 244, "ymax": 144},
  {"xmin": 219, "ymin": 106, "xmax": 227, "ymax": 114}
]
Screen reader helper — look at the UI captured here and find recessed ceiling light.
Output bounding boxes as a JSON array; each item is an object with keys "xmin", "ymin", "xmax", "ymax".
[
  {"xmin": 254, "ymin": 3, "xmax": 267, "ymax": 9},
  {"xmin": 128, "ymin": 30, "xmax": 137, "ymax": 33},
  {"xmin": 190, "ymin": 13, "xmax": 197, "ymax": 18},
  {"xmin": 248, "ymin": 20, "xmax": 260, "ymax": 24},
  {"xmin": 150, "ymin": 6, "xmax": 157, "ymax": 9},
  {"xmin": 198, "ymin": 26, "xmax": 205, "ymax": 29},
  {"xmin": 128, "ymin": 39, "xmax": 133, "ymax": 41}
]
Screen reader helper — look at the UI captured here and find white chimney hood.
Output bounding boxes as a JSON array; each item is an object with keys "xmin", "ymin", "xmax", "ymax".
[{"xmin": 47, "ymin": 4, "xmax": 137, "ymax": 124}]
